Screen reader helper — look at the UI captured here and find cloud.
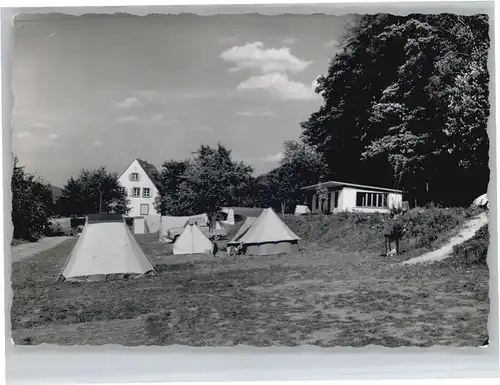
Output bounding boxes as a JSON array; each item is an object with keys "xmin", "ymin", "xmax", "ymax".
[
  {"xmin": 148, "ymin": 114, "xmax": 164, "ymax": 123},
  {"xmin": 115, "ymin": 97, "xmax": 143, "ymax": 109},
  {"xmin": 220, "ymin": 41, "xmax": 312, "ymax": 74},
  {"xmin": 49, "ymin": 33, "xmax": 56, "ymax": 37},
  {"xmin": 325, "ymin": 39, "xmax": 339, "ymax": 49},
  {"xmin": 31, "ymin": 122, "xmax": 49, "ymax": 128},
  {"xmin": 262, "ymin": 152, "xmax": 284, "ymax": 163},
  {"xmin": 47, "ymin": 133, "xmax": 58, "ymax": 140},
  {"xmin": 189, "ymin": 125, "xmax": 213, "ymax": 132},
  {"xmin": 236, "ymin": 109, "xmax": 277, "ymax": 117},
  {"xmin": 283, "ymin": 37, "xmax": 296, "ymax": 45},
  {"xmin": 219, "ymin": 36, "xmax": 238, "ymax": 44},
  {"xmin": 136, "ymin": 89, "xmax": 237, "ymax": 103},
  {"xmin": 115, "ymin": 115, "xmax": 139, "ymax": 123},
  {"xmin": 92, "ymin": 140, "xmax": 103, "ymax": 147},
  {"xmin": 237, "ymin": 72, "xmax": 320, "ymax": 101},
  {"xmin": 17, "ymin": 131, "xmax": 33, "ymax": 139}
]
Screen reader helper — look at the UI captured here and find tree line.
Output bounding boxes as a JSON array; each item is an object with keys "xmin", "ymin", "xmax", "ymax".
[
  {"xmin": 11, "ymin": 13, "xmax": 489, "ymax": 240},
  {"xmin": 302, "ymin": 13, "xmax": 489, "ymax": 206}
]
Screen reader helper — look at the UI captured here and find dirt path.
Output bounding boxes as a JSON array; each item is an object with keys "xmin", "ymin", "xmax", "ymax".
[
  {"xmin": 401, "ymin": 212, "xmax": 488, "ymax": 266},
  {"xmin": 10, "ymin": 236, "xmax": 74, "ymax": 263}
]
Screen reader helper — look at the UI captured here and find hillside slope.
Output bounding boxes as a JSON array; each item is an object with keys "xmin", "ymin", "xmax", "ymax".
[{"xmin": 282, "ymin": 206, "xmax": 483, "ymax": 259}]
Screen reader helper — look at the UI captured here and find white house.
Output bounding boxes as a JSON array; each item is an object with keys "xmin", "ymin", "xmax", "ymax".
[
  {"xmin": 301, "ymin": 181, "xmax": 403, "ymax": 214},
  {"xmin": 118, "ymin": 158, "xmax": 162, "ymax": 218}
]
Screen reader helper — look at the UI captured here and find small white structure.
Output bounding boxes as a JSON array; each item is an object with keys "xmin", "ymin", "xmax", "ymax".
[
  {"xmin": 302, "ymin": 181, "xmax": 403, "ymax": 214},
  {"xmin": 221, "ymin": 208, "xmax": 235, "ymax": 225},
  {"xmin": 173, "ymin": 223, "xmax": 213, "ymax": 255},
  {"xmin": 472, "ymin": 193, "xmax": 489, "ymax": 209},
  {"xmin": 118, "ymin": 158, "xmax": 161, "ymax": 218},
  {"xmin": 133, "ymin": 217, "xmax": 146, "ymax": 234},
  {"xmin": 294, "ymin": 205, "xmax": 311, "ymax": 215}
]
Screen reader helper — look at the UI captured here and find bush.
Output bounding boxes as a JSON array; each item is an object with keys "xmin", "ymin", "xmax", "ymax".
[
  {"xmin": 452, "ymin": 225, "xmax": 489, "ymax": 265},
  {"xmin": 11, "ymin": 156, "xmax": 53, "ymax": 242}
]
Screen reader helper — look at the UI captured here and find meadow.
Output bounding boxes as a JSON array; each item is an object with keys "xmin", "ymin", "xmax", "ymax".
[{"xmin": 10, "ymin": 207, "xmax": 489, "ymax": 347}]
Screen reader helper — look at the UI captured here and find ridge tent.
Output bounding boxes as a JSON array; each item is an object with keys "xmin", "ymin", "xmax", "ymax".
[
  {"xmin": 173, "ymin": 223, "xmax": 213, "ymax": 255},
  {"xmin": 57, "ymin": 214, "xmax": 155, "ymax": 282},
  {"xmin": 231, "ymin": 208, "xmax": 301, "ymax": 256}
]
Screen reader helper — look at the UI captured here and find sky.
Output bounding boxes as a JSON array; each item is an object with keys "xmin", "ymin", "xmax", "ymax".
[{"xmin": 12, "ymin": 13, "xmax": 353, "ymax": 187}]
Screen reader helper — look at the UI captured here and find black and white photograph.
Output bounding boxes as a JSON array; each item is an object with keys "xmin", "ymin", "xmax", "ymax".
[{"xmin": 8, "ymin": 8, "xmax": 491, "ymax": 348}]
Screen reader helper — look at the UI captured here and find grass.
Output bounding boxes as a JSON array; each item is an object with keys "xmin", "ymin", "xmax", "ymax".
[
  {"xmin": 10, "ymin": 208, "xmax": 489, "ymax": 347},
  {"xmin": 11, "ymin": 239, "xmax": 30, "ymax": 247}
]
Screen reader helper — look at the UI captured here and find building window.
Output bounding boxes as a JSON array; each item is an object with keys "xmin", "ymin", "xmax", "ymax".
[
  {"xmin": 140, "ymin": 204, "xmax": 149, "ymax": 215},
  {"xmin": 334, "ymin": 191, "xmax": 339, "ymax": 208},
  {"xmin": 142, "ymin": 188, "xmax": 151, "ymax": 198},
  {"xmin": 130, "ymin": 173, "xmax": 140, "ymax": 181},
  {"xmin": 132, "ymin": 187, "xmax": 141, "ymax": 198},
  {"xmin": 356, "ymin": 191, "xmax": 389, "ymax": 208}
]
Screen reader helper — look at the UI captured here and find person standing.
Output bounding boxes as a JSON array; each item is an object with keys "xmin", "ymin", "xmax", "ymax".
[{"xmin": 212, "ymin": 240, "xmax": 219, "ymax": 257}]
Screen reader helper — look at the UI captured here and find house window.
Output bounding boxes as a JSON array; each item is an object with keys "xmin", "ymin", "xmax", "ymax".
[
  {"xmin": 130, "ymin": 173, "xmax": 140, "ymax": 181},
  {"xmin": 140, "ymin": 204, "xmax": 149, "ymax": 215},
  {"xmin": 132, "ymin": 187, "xmax": 141, "ymax": 198},
  {"xmin": 356, "ymin": 192, "xmax": 389, "ymax": 208},
  {"xmin": 142, "ymin": 188, "xmax": 151, "ymax": 198}
]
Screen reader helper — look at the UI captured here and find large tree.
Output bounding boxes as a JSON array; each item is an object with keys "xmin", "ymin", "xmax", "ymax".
[
  {"xmin": 155, "ymin": 144, "xmax": 255, "ymax": 217},
  {"xmin": 256, "ymin": 141, "xmax": 328, "ymax": 213},
  {"xmin": 155, "ymin": 159, "xmax": 191, "ymax": 216},
  {"xmin": 302, "ymin": 13, "xmax": 490, "ymax": 206},
  {"xmin": 58, "ymin": 167, "xmax": 130, "ymax": 216},
  {"xmin": 11, "ymin": 156, "xmax": 53, "ymax": 241}
]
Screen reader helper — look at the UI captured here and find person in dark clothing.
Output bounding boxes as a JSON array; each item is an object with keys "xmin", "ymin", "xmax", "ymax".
[
  {"xmin": 383, "ymin": 214, "xmax": 405, "ymax": 256},
  {"xmin": 212, "ymin": 241, "xmax": 219, "ymax": 257}
]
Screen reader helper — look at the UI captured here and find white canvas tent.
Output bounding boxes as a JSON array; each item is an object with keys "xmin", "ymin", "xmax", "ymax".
[
  {"xmin": 294, "ymin": 205, "xmax": 311, "ymax": 215},
  {"xmin": 57, "ymin": 216, "xmax": 155, "ymax": 282},
  {"xmin": 229, "ymin": 208, "xmax": 301, "ymax": 256},
  {"xmin": 173, "ymin": 223, "xmax": 213, "ymax": 255},
  {"xmin": 472, "ymin": 193, "xmax": 489, "ymax": 209}
]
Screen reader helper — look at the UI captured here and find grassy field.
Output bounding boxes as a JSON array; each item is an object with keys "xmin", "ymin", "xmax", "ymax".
[{"xmin": 10, "ymin": 208, "xmax": 489, "ymax": 347}]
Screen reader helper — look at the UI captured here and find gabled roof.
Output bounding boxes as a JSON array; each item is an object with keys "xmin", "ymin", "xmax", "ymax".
[
  {"xmin": 301, "ymin": 180, "xmax": 403, "ymax": 193},
  {"xmin": 136, "ymin": 159, "xmax": 161, "ymax": 189},
  {"xmin": 120, "ymin": 158, "xmax": 162, "ymax": 190}
]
